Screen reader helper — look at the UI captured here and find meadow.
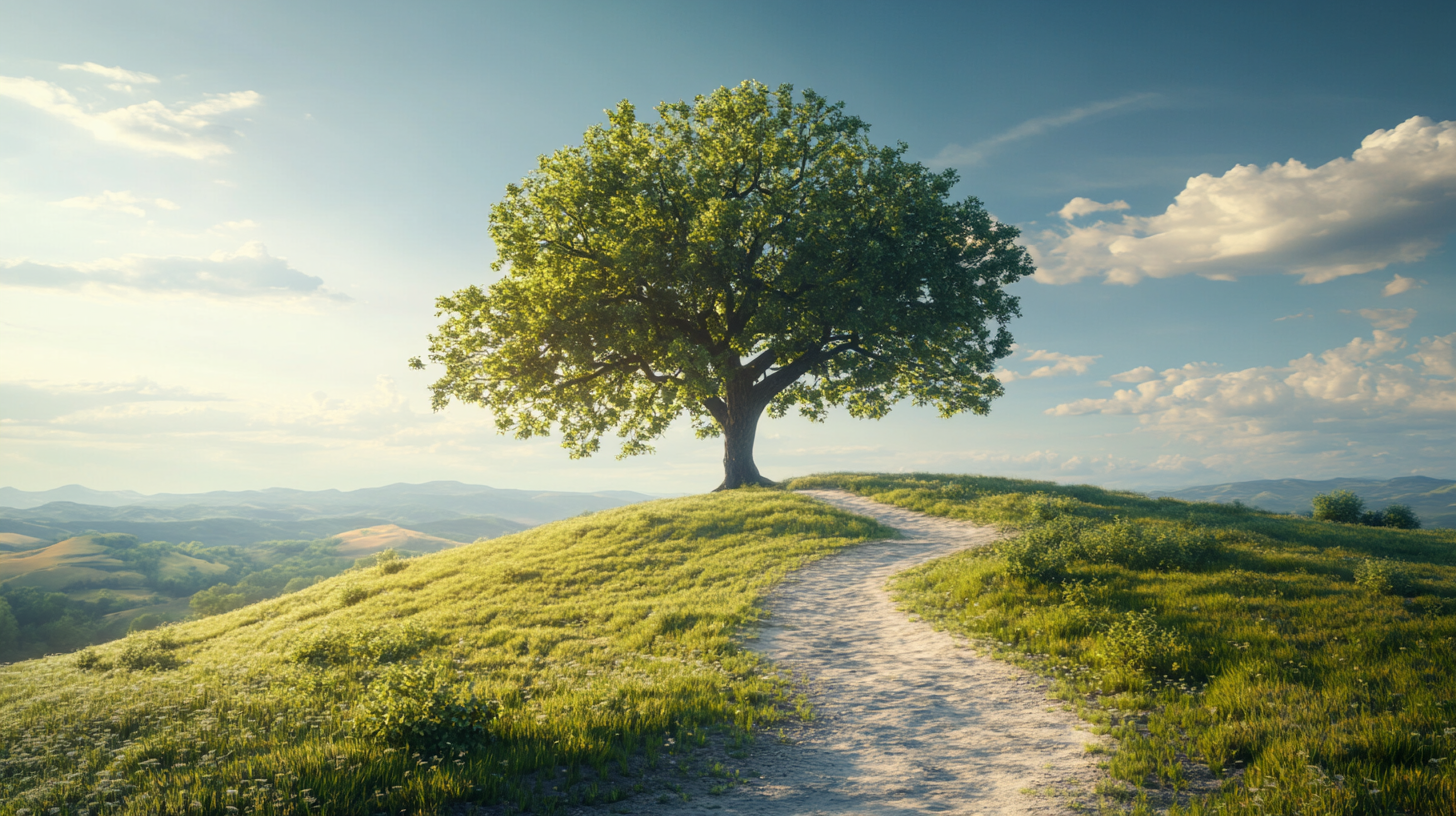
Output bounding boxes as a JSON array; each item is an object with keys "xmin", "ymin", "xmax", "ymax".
[
  {"xmin": 787, "ymin": 473, "xmax": 1456, "ymax": 816},
  {"xmin": 0, "ymin": 490, "xmax": 891, "ymax": 815}
]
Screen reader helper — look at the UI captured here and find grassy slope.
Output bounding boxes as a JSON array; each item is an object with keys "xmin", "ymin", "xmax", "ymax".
[
  {"xmin": 0, "ymin": 490, "xmax": 891, "ymax": 816},
  {"xmin": 788, "ymin": 473, "xmax": 1456, "ymax": 816}
]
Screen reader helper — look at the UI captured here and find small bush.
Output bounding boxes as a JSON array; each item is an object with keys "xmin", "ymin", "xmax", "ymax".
[
  {"xmin": 1381, "ymin": 504, "xmax": 1421, "ymax": 530},
  {"xmin": 1312, "ymin": 490, "xmax": 1364, "ymax": 524},
  {"xmin": 1097, "ymin": 609, "xmax": 1185, "ymax": 672},
  {"xmin": 1001, "ymin": 516, "xmax": 1215, "ymax": 581},
  {"xmin": 74, "ymin": 647, "xmax": 104, "ymax": 670},
  {"xmin": 338, "ymin": 585, "xmax": 370, "ymax": 607},
  {"xmin": 376, "ymin": 548, "xmax": 409, "ymax": 575},
  {"xmin": 355, "ymin": 661, "xmax": 498, "ymax": 749},
  {"xmin": 289, "ymin": 622, "xmax": 436, "ymax": 666},
  {"xmin": 1000, "ymin": 515, "xmax": 1089, "ymax": 580},
  {"xmin": 128, "ymin": 613, "xmax": 166, "ymax": 634},
  {"xmin": 1354, "ymin": 558, "xmax": 1413, "ymax": 596}
]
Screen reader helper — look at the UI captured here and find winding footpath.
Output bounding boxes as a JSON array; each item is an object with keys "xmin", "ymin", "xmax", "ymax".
[{"xmin": 718, "ymin": 489, "xmax": 1106, "ymax": 815}]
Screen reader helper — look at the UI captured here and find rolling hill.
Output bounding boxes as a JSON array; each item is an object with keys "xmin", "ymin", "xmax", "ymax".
[{"xmin": 1147, "ymin": 475, "xmax": 1456, "ymax": 528}]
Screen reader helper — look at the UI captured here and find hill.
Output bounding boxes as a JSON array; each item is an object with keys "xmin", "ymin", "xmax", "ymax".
[
  {"xmin": 0, "ymin": 480, "xmax": 659, "ymax": 525},
  {"xmin": 0, "ymin": 490, "xmax": 890, "ymax": 815},
  {"xmin": 331, "ymin": 523, "xmax": 464, "ymax": 557},
  {"xmin": 1147, "ymin": 475, "xmax": 1456, "ymax": 528}
]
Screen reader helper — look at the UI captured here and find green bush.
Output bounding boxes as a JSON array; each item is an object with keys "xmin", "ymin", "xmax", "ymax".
[
  {"xmin": 1000, "ymin": 516, "xmax": 1215, "ymax": 581},
  {"xmin": 355, "ymin": 661, "xmax": 498, "ymax": 749},
  {"xmin": 1381, "ymin": 503, "xmax": 1421, "ymax": 530},
  {"xmin": 337, "ymin": 585, "xmax": 369, "ymax": 607},
  {"xmin": 289, "ymin": 622, "xmax": 436, "ymax": 666},
  {"xmin": 375, "ymin": 548, "xmax": 409, "ymax": 575},
  {"xmin": 127, "ymin": 612, "xmax": 166, "ymax": 634},
  {"xmin": 1096, "ymin": 609, "xmax": 1185, "ymax": 673},
  {"xmin": 1312, "ymin": 489, "xmax": 1365, "ymax": 523},
  {"xmin": 78, "ymin": 630, "xmax": 182, "ymax": 671},
  {"xmin": 1354, "ymin": 558, "xmax": 1413, "ymax": 596}
]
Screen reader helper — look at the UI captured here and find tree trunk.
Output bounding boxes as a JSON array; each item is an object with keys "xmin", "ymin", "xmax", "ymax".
[{"xmin": 712, "ymin": 384, "xmax": 776, "ymax": 491}]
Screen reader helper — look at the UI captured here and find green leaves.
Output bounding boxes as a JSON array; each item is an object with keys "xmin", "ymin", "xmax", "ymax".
[{"xmin": 418, "ymin": 80, "xmax": 1032, "ymax": 465}]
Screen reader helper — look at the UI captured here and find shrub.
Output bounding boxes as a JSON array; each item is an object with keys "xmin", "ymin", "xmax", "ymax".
[
  {"xmin": 289, "ymin": 622, "xmax": 436, "ymax": 666},
  {"xmin": 355, "ymin": 661, "xmax": 498, "ymax": 749},
  {"xmin": 79, "ymin": 631, "xmax": 182, "ymax": 672},
  {"xmin": 1000, "ymin": 515, "xmax": 1089, "ymax": 580},
  {"xmin": 1097, "ymin": 609, "xmax": 1185, "ymax": 672},
  {"xmin": 375, "ymin": 548, "xmax": 409, "ymax": 575},
  {"xmin": 1381, "ymin": 504, "xmax": 1421, "ymax": 530},
  {"xmin": 1354, "ymin": 558, "xmax": 1413, "ymax": 596},
  {"xmin": 338, "ymin": 585, "xmax": 370, "ymax": 607},
  {"xmin": 1312, "ymin": 490, "xmax": 1364, "ymax": 524}
]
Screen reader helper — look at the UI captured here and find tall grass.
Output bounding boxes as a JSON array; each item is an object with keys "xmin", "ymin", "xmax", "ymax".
[
  {"xmin": 0, "ymin": 490, "xmax": 893, "ymax": 815},
  {"xmin": 787, "ymin": 473, "xmax": 1456, "ymax": 815}
]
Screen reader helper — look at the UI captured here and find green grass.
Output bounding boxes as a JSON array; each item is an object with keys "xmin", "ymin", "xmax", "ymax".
[
  {"xmin": 788, "ymin": 473, "xmax": 1456, "ymax": 815},
  {"xmin": 0, "ymin": 489, "xmax": 892, "ymax": 815}
]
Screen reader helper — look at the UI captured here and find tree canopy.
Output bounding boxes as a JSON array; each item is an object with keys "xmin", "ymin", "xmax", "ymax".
[{"xmin": 413, "ymin": 81, "xmax": 1034, "ymax": 489}]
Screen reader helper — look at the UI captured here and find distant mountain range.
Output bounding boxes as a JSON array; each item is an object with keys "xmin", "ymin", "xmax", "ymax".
[
  {"xmin": 1149, "ymin": 476, "xmax": 1456, "ymax": 528},
  {"xmin": 0, "ymin": 481, "xmax": 664, "ymax": 547}
]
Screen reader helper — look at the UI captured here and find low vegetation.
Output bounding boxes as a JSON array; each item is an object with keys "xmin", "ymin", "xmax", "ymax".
[
  {"xmin": 0, "ymin": 490, "xmax": 890, "ymax": 815},
  {"xmin": 1313, "ymin": 489, "xmax": 1421, "ymax": 529},
  {"xmin": 788, "ymin": 473, "xmax": 1456, "ymax": 815}
]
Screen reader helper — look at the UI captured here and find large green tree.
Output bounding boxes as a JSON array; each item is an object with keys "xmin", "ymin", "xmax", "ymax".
[{"xmin": 413, "ymin": 81, "xmax": 1034, "ymax": 490}]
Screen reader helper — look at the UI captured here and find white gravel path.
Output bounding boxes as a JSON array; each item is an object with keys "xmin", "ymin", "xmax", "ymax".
[{"xmin": 711, "ymin": 489, "xmax": 1106, "ymax": 815}]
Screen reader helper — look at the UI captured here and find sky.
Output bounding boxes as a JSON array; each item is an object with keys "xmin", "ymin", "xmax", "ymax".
[{"xmin": 1, "ymin": 0, "xmax": 1453, "ymax": 496}]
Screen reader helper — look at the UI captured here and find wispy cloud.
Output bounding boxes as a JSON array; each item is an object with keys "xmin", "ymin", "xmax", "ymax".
[
  {"xmin": 932, "ymin": 93, "xmax": 1159, "ymax": 166},
  {"xmin": 1355, "ymin": 308, "xmax": 1417, "ymax": 330},
  {"xmin": 1275, "ymin": 312, "xmax": 1314, "ymax": 322},
  {"xmin": 1383, "ymin": 273, "xmax": 1423, "ymax": 297},
  {"xmin": 59, "ymin": 62, "xmax": 159, "ymax": 85},
  {"xmin": 0, "ymin": 74, "xmax": 260, "ymax": 159},
  {"xmin": 0, "ymin": 242, "xmax": 349, "ymax": 302},
  {"xmin": 54, "ymin": 190, "xmax": 179, "ymax": 218},
  {"xmin": 997, "ymin": 348, "xmax": 1101, "ymax": 382},
  {"xmin": 1056, "ymin": 197, "xmax": 1130, "ymax": 220},
  {"xmin": 1031, "ymin": 116, "xmax": 1456, "ymax": 285}
]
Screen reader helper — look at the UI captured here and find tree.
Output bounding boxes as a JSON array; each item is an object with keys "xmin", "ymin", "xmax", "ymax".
[{"xmin": 412, "ymin": 81, "xmax": 1034, "ymax": 490}]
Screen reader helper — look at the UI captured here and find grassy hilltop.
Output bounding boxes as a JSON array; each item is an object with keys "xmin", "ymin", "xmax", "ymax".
[
  {"xmin": 0, "ymin": 491, "xmax": 888, "ymax": 816},
  {"xmin": 3, "ymin": 475, "xmax": 1454, "ymax": 816},
  {"xmin": 789, "ymin": 473, "xmax": 1456, "ymax": 816}
]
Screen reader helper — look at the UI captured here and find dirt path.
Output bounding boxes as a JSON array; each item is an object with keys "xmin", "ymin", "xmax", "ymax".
[{"xmin": 716, "ymin": 489, "xmax": 1106, "ymax": 815}]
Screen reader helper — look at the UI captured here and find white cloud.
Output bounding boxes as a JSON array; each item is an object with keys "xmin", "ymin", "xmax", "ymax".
[
  {"xmin": 1275, "ymin": 312, "xmax": 1313, "ymax": 322},
  {"xmin": 0, "ymin": 242, "xmax": 348, "ymax": 302},
  {"xmin": 1048, "ymin": 331, "xmax": 1456, "ymax": 468},
  {"xmin": 1357, "ymin": 308, "xmax": 1417, "ymax": 330},
  {"xmin": 1057, "ymin": 197, "xmax": 1131, "ymax": 220},
  {"xmin": 59, "ymin": 62, "xmax": 158, "ymax": 84},
  {"xmin": 1031, "ymin": 116, "xmax": 1456, "ymax": 285},
  {"xmin": 214, "ymin": 219, "xmax": 259, "ymax": 230},
  {"xmin": 0, "ymin": 75, "xmax": 260, "ymax": 159},
  {"xmin": 1110, "ymin": 365, "xmax": 1156, "ymax": 383},
  {"xmin": 54, "ymin": 190, "xmax": 180, "ymax": 218},
  {"xmin": 997, "ymin": 348, "xmax": 1100, "ymax": 382},
  {"xmin": 1383, "ymin": 273, "xmax": 1424, "ymax": 296},
  {"xmin": 932, "ymin": 93, "xmax": 1159, "ymax": 167},
  {"xmin": 1409, "ymin": 332, "xmax": 1456, "ymax": 377}
]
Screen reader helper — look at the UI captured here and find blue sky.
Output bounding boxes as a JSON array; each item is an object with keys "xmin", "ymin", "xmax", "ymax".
[{"xmin": 2, "ymin": 0, "xmax": 1453, "ymax": 494}]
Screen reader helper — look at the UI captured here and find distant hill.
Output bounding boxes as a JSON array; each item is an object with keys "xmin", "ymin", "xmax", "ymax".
[
  {"xmin": 0, "ymin": 480, "xmax": 660, "ymax": 525},
  {"xmin": 1149, "ymin": 476, "xmax": 1456, "ymax": 528},
  {"xmin": 332, "ymin": 524, "xmax": 464, "ymax": 557}
]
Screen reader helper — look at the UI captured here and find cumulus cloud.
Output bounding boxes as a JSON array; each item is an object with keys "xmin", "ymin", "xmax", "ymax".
[
  {"xmin": 997, "ymin": 348, "xmax": 1101, "ymax": 382},
  {"xmin": 932, "ymin": 93, "xmax": 1159, "ymax": 167},
  {"xmin": 1110, "ymin": 366, "xmax": 1157, "ymax": 383},
  {"xmin": 1048, "ymin": 331, "xmax": 1456, "ymax": 466},
  {"xmin": 54, "ymin": 190, "xmax": 179, "ymax": 218},
  {"xmin": 59, "ymin": 62, "xmax": 159, "ymax": 84},
  {"xmin": 1356, "ymin": 308, "xmax": 1418, "ymax": 330},
  {"xmin": 0, "ymin": 74, "xmax": 260, "ymax": 159},
  {"xmin": 1057, "ymin": 197, "xmax": 1130, "ymax": 220},
  {"xmin": 1383, "ymin": 273, "xmax": 1424, "ymax": 297},
  {"xmin": 0, "ymin": 242, "xmax": 348, "ymax": 302},
  {"xmin": 1032, "ymin": 116, "xmax": 1456, "ymax": 285}
]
